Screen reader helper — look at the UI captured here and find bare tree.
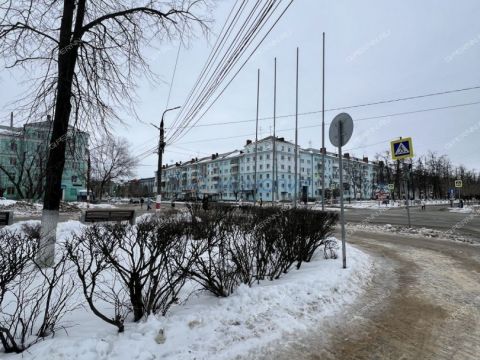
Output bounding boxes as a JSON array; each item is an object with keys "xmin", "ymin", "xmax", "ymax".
[
  {"xmin": 91, "ymin": 137, "xmax": 137, "ymax": 200},
  {"xmin": 0, "ymin": 0, "xmax": 210, "ymax": 266},
  {"xmin": 0, "ymin": 143, "xmax": 48, "ymax": 201}
]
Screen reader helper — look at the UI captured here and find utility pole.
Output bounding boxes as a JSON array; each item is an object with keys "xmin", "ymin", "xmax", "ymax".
[
  {"xmin": 294, "ymin": 47, "xmax": 299, "ymax": 208},
  {"xmin": 321, "ymin": 32, "xmax": 326, "ymax": 211},
  {"xmin": 86, "ymin": 150, "xmax": 91, "ymax": 209},
  {"xmin": 153, "ymin": 106, "xmax": 180, "ymax": 211},
  {"xmin": 272, "ymin": 58, "xmax": 277, "ymax": 204},
  {"xmin": 254, "ymin": 69, "xmax": 260, "ymax": 204}
]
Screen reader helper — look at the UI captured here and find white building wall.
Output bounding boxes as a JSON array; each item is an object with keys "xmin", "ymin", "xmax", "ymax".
[{"xmin": 159, "ymin": 137, "xmax": 378, "ymax": 202}]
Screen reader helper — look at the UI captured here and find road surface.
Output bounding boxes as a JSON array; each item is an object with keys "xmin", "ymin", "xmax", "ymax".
[
  {"xmin": 343, "ymin": 204, "xmax": 480, "ymax": 239},
  {"xmin": 257, "ymin": 230, "xmax": 480, "ymax": 360}
]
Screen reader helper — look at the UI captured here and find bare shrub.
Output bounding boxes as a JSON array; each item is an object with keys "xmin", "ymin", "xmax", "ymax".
[
  {"xmin": 67, "ymin": 218, "xmax": 191, "ymax": 331},
  {"xmin": 0, "ymin": 229, "xmax": 76, "ymax": 353},
  {"xmin": 323, "ymin": 237, "xmax": 339, "ymax": 259}
]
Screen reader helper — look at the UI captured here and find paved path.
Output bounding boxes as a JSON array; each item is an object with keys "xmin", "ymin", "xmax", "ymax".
[{"xmin": 258, "ymin": 231, "xmax": 480, "ymax": 360}]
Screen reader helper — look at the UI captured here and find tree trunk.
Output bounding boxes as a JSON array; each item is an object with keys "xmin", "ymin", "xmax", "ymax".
[{"xmin": 38, "ymin": 0, "xmax": 85, "ymax": 267}]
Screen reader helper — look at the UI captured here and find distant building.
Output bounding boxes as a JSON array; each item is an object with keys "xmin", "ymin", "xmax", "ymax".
[
  {"xmin": 0, "ymin": 118, "xmax": 89, "ymax": 201},
  {"xmin": 157, "ymin": 136, "xmax": 378, "ymax": 202},
  {"xmin": 138, "ymin": 177, "xmax": 155, "ymax": 197}
]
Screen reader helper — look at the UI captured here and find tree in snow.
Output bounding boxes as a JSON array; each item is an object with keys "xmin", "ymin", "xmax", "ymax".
[
  {"xmin": 90, "ymin": 136, "xmax": 137, "ymax": 200},
  {"xmin": 0, "ymin": 0, "xmax": 211, "ymax": 266}
]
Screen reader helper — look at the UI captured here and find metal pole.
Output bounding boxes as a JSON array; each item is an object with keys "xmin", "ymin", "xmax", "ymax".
[
  {"xmin": 86, "ymin": 151, "xmax": 91, "ymax": 209},
  {"xmin": 155, "ymin": 106, "xmax": 180, "ymax": 210},
  {"xmin": 254, "ymin": 69, "xmax": 260, "ymax": 204},
  {"xmin": 156, "ymin": 119, "xmax": 164, "ymax": 197},
  {"xmin": 273, "ymin": 58, "xmax": 277, "ymax": 204},
  {"xmin": 404, "ymin": 162, "xmax": 411, "ymax": 227},
  {"xmin": 321, "ymin": 32, "xmax": 326, "ymax": 211},
  {"xmin": 338, "ymin": 122, "xmax": 346, "ymax": 269},
  {"xmin": 294, "ymin": 47, "xmax": 299, "ymax": 208}
]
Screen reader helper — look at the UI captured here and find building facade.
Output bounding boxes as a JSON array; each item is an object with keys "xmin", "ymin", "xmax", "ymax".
[
  {"xmin": 158, "ymin": 136, "xmax": 378, "ymax": 202},
  {"xmin": 0, "ymin": 119, "xmax": 89, "ymax": 201}
]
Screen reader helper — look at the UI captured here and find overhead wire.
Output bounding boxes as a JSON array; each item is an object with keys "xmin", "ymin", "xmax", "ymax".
[
  {"xmin": 168, "ymin": 0, "xmax": 294, "ymax": 144},
  {"xmin": 165, "ymin": 85, "xmax": 480, "ymax": 130},
  {"xmin": 167, "ymin": 100, "xmax": 480, "ymax": 146}
]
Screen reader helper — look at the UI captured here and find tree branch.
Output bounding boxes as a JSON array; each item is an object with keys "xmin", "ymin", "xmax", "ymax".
[{"xmin": 80, "ymin": 7, "xmax": 182, "ymax": 35}]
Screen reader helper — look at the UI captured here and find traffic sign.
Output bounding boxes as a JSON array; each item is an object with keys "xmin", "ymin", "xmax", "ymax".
[
  {"xmin": 388, "ymin": 183, "xmax": 394, "ymax": 190},
  {"xmin": 329, "ymin": 113, "xmax": 354, "ymax": 270},
  {"xmin": 329, "ymin": 113, "xmax": 354, "ymax": 147},
  {"xmin": 449, "ymin": 188, "xmax": 455, "ymax": 198},
  {"xmin": 455, "ymin": 180, "xmax": 463, "ymax": 188},
  {"xmin": 390, "ymin": 137, "xmax": 414, "ymax": 160}
]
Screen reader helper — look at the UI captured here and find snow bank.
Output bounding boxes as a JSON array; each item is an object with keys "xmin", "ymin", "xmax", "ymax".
[
  {"xmin": 449, "ymin": 205, "xmax": 479, "ymax": 214},
  {"xmin": 0, "ymin": 199, "xmax": 17, "ymax": 206},
  {"xmin": 70, "ymin": 202, "xmax": 117, "ymax": 209},
  {"xmin": 3, "ymin": 237, "xmax": 373, "ymax": 360}
]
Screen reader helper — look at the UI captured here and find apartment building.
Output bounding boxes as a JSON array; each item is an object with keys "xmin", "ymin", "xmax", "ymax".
[
  {"xmin": 158, "ymin": 136, "xmax": 378, "ymax": 202},
  {"xmin": 0, "ymin": 118, "xmax": 89, "ymax": 201}
]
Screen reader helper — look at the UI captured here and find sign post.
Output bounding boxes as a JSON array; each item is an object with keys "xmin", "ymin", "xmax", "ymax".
[
  {"xmin": 390, "ymin": 137, "xmax": 414, "ymax": 227},
  {"xmin": 455, "ymin": 179, "xmax": 463, "ymax": 203},
  {"xmin": 329, "ymin": 113, "xmax": 354, "ymax": 269}
]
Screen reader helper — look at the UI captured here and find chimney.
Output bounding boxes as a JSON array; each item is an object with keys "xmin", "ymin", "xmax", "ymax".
[
  {"xmin": 363, "ymin": 156, "xmax": 369, "ymax": 163},
  {"xmin": 246, "ymin": 139, "xmax": 252, "ymax": 146},
  {"xmin": 10, "ymin": 112, "xmax": 13, "ymax": 129},
  {"xmin": 343, "ymin": 153, "xmax": 350, "ymax": 159},
  {"xmin": 278, "ymin": 137, "xmax": 285, "ymax": 142},
  {"xmin": 211, "ymin": 154, "xmax": 216, "ymax": 160}
]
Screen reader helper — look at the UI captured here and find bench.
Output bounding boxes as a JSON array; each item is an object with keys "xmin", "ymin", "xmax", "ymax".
[
  {"xmin": 81, "ymin": 209, "xmax": 136, "ymax": 225},
  {"xmin": 0, "ymin": 211, "xmax": 13, "ymax": 226}
]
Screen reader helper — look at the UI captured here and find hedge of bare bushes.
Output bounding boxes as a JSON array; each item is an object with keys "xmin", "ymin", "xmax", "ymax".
[{"xmin": 0, "ymin": 205, "xmax": 337, "ymax": 353}]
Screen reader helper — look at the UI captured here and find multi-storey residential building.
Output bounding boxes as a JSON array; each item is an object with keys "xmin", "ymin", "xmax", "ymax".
[
  {"xmin": 0, "ymin": 117, "xmax": 89, "ymax": 201},
  {"xmin": 158, "ymin": 136, "xmax": 378, "ymax": 202}
]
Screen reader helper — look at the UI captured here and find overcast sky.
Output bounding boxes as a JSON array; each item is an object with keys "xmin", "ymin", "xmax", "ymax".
[{"xmin": 1, "ymin": 0, "xmax": 479, "ymax": 178}]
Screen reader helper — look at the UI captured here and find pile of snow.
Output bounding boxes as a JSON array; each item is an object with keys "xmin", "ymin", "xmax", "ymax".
[
  {"xmin": 449, "ymin": 206, "xmax": 479, "ymax": 214},
  {"xmin": 311, "ymin": 204, "xmax": 343, "ymax": 212},
  {"xmin": 2, "ymin": 224, "xmax": 373, "ymax": 360},
  {"xmin": 343, "ymin": 200, "xmax": 401, "ymax": 209},
  {"xmin": 0, "ymin": 200, "xmax": 43, "ymax": 217},
  {"xmin": 71, "ymin": 202, "xmax": 117, "ymax": 209},
  {"xmin": 0, "ymin": 199, "xmax": 17, "ymax": 207}
]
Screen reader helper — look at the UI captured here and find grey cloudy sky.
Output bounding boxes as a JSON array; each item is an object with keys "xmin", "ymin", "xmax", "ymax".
[{"xmin": 1, "ymin": 0, "xmax": 479, "ymax": 178}]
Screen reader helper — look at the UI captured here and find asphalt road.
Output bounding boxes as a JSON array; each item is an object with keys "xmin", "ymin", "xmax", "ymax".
[
  {"xmin": 257, "ymin": 230, "xmax": 480, "ymax": 360},
  {"xmin": 343, "ymin": 204, "xmax": 480, "ymax": 239}
]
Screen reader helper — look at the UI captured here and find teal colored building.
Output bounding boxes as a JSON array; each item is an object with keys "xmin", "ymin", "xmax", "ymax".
[{"xmin": 0, "ymin": 118, "xmax": 89, "ymax": 201}]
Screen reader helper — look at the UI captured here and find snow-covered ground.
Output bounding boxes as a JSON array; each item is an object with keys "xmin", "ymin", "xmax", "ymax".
[
  {"xmin": 0, "ymin": 199, "xmax": 18, "ymax": 206},
  {"xmin": 70, "ymin": 202, "xmax": 117, "ymax": 209},
  {"xmin": 0, "ymin": 199, "xmax": 43, "ymax": 217},
  {"xmin": 449, "ymin": 205, "xmax": 480, "ymax": 214},
  {"xmin": 342, "ymin": 199, "xmax": 452, "ymax": 209},
  {"xmin": 3, "ymin": 221, "xmax": 373, "ymax": 360}
]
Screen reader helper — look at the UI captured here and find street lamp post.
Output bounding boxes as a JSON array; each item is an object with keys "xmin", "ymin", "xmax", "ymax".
[{"xmin": 154, "ymin": 106, "xmax": 180, "ymax": 210}]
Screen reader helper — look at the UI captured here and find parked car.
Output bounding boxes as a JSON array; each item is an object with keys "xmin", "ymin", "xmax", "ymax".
[{"xmin": 129, "ymin": 198, "xmax": 141, "ymax": 204}]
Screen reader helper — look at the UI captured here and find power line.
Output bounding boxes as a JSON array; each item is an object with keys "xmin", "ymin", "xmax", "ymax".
[
  {"xmin": 168, "ymin": 0, "xmax": 295, "ymax": 144},
  {"xmin": 165, "ymin": 85, "xmax": 480, "ymax": 130},
  {"xmin": 165, "ymin": 26, "xmax": 184, "ymax": 109},
  {"xmin": 170, "ymin": 100, "xmax": 480, "ymax": 146}
]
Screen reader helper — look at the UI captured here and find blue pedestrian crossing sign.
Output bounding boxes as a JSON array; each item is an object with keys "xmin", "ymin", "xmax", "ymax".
[{"xmin": 390, "ymin": 137, "xmax": 414, "ymax": 160}]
